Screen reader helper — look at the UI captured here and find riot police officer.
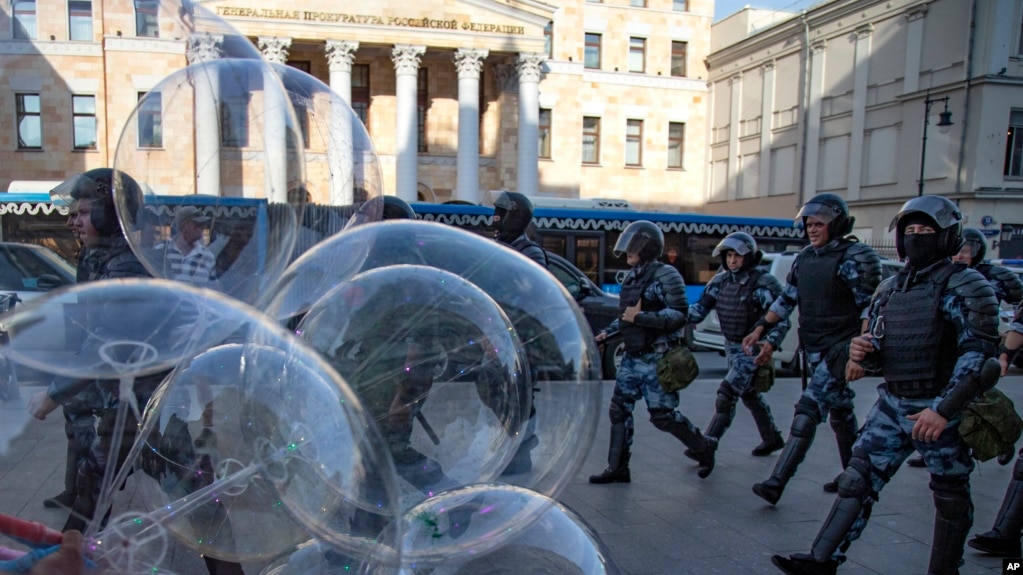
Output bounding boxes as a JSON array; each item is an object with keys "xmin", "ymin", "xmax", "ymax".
[
  {"xmin": 589, "ymin": 220, "xmax": 716, "ymax": 483},
  {"xmin": 771, "ymin": 195, "xmax": 1000, "ymax": 575},
  {"xmin": 492, "ymin": 191, "xmax": 548, "ymax": 268},
  {"xmin": 743, "ymin": 193, "xmax": 882, "ymax": 505},
  {"xmin": 687, "ymin": 232, "xmax": 788, "ymax": 459}
]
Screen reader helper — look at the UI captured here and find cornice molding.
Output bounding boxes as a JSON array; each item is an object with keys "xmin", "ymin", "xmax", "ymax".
[{"xmin": 0, "ymin": 40, "xmax": 105, "ymax": 56}]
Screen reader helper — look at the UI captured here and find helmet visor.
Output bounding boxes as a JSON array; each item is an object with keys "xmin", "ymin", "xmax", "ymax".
[
  {"xmin": 50, "ymin": 174, "xmax": 100, "ymax": 207},
  {"xmin": 795, "ymin": 202, "xmax": 842, "ymax": 227},
  {"xmin": 493, "ymin": 194, "xmax": 516, "ymax": 211},
  {"xmin": 962, "ymin": 238, "xmax": 983, "ymax": 259},
  {"xmin": 613, "ymin": 229, "xmax": 654, "ymax": 258},
  {"xmin": 713, "ymin": 236, "xmax": 753, "ymax": 257},
  {"xmin": 888, "ymin": 196, "xmax": 963, "ymax": 232}
]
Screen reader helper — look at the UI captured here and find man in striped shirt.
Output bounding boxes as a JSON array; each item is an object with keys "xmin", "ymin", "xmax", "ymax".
[{"xmin": 155, "ymin": 206, "xmax": 214, "ymax": 286}]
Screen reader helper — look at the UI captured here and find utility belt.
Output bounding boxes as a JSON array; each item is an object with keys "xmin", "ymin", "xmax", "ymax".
[{"xmin": 633, "ymin": 338, "xmax": 685, "ymax": 356}]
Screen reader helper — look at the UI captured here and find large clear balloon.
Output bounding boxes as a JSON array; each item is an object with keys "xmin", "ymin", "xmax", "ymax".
[
  {"xmin": 297, "ymin": 265, "xmax": 529, "ymax": 520},
  {"xmin": 268, "ymin": 63, "xmax": 384, "ymax": 264},
  {"xmin": 130, "ymin": 340, "xmax": 402, "ymax": 566},
  {"xmin": 269, "ymin": 220, "xmax": 603, "ymax": 499},
  {"xmin": 113, "ymin": 57, "xmax": 305, "ymax": 306},
  {"xmin": 130, "ymin": 0, "xmax": 264, "ymax": 61}
]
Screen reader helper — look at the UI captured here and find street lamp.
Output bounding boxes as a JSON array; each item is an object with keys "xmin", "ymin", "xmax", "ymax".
[{"xmin": 917, "ymin": 93, "xmax": 954, "ymax": 195}]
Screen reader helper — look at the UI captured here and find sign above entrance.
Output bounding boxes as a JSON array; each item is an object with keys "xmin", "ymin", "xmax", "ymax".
[{"xmin": 216, "ymin": 7, "xmax": 526, "ymax": 35}]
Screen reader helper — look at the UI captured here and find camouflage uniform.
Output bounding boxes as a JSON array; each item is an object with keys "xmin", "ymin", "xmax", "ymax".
[{"xmin": 689, "ymin": 267, "xmax": 790, "ymax": 454}]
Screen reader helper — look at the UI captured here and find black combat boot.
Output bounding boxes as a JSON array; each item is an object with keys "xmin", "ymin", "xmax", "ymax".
[
  {"xmin": 744, "ymin": 391, "xmax": 784, "ymax": 456},
  {"xmin": 771, "ymin": 554, "xmax": 838, "ymax": 575},
  {"xmin": 752, "ymin": 411, "xmax": 814, "ymax": 501},
  {"xmin": 590, "ymin": 422, "xmax": 631, "ymax": 484},
  {"xmin": 968, "ymin": 461, "xmax": 1023, "ymax": 557}
]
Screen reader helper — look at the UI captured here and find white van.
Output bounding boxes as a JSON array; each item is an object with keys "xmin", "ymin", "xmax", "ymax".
[{"xmin": 691, "ymin": 253, "xmax": 904, "ymax": 374}]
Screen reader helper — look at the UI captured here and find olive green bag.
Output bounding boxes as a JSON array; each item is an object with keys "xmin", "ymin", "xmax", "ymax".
[
  {"xmin": 752, "ymin": 362, "xmax": 775, "ymax": 393},
  {"xmin": 959, "ymin": 388, "xmax": 1023, "ymax": 462},
  {"xmin": 657, "ymin": 345, "xmax": 700, "ymax": 393}
]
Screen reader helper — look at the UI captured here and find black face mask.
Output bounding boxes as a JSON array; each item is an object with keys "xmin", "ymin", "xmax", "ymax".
[{"xmin": 903, "ymin": 233, "xmax": 942, "ymax": 268}]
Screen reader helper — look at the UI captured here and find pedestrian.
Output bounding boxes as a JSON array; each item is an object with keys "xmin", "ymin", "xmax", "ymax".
[
  {"xmin": 492, "ymin": 191, "xmax": 548, "ymax": 268},
  {"xmin": 153, "ymin": 206, "xmax": 215, "ymax": 285},
  {"xmin": 743, "ymin": 193, "xmax": 882, "ymax": 505},
  {"xmin": 771, "ymin": 194, "xmax": 1001, "ymax": 575},
  {"xmin": 687, "ymin": 232, "xmax": 788, "ymax": 459},
  {"xmin": 907, "ymin": 226, "xmax": 1023, "ymax": 467},
  {"xmin": 589, "ymin": 220, "xmax": 716, "ymax": 483},
  {"xmin": 966, "ymin": 302, "xmax": 1023, "ymax": 557}
]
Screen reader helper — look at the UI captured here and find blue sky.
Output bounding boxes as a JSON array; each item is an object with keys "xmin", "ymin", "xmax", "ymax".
[{"xmin": 713, "ymin": 0, "xmax": 823, "ymax": 22}]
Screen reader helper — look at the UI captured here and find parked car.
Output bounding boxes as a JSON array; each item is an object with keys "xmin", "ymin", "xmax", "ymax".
[
  {"xmin": 692, "ymin": 252, "xmax": 903, "ymax": 374},
  {"xmin": 545, "ymin": 252, "xmax": 624, "ymax": 379},
  {"xmin": 0, "ymin": 243, "xmax": 76, "ymax": 383}
]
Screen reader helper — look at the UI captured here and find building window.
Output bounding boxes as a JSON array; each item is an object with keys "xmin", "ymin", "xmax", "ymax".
[
  {"xmin": 220, "ymin": 69, "xmax": 249, "ymax": 148},
  {"xmin": 539, "ymin": 108, "xmax": 552, "ymax": 159},
  {"xmin": 13, "ymin": 0, "xmax": 37, "ymax": 40},
  {"xmin": 586, "ymin": 0, "xmax": 601, "ymax": 3},
  {"xmin": 668, "ymin": 122, "xmax": 685, "ymax": 169},
  {"xmin": 629, "ymin": 38, "xmax": 646, "ymax": 73},
  {"xmin": 135, "ymin": 0, "xmax": 158, "ymax": 38},
  {"xmin": 1006, "ymin": 110, "xmax": 1023, "ymax": 177},
  {"xmin": 544, "ymin": 22, "xmax": 553, "ymax": 58},
  {"xmin": 673, "ymin": 0, "xmax": 687, "ymax": 11},
  {"xmin": 584, "ymin": 33, "xmax": 601, "ymax": 70},
  {"xmin": 352, "ymin": 64, "xmax": 370, "ymax": 130},
  {"xmin": 418, "ymin": 68, "xmax": 428, "ymax": 153},
  {"xmin": 16, "ymin": 94, "xmax": 41, "ymax": 150},
  {"xmin": 582, "ymin": 116, "xmax": 600, "ymax": 164},
  {"xmin": 68, "ymin": 0, "xmax": 92, "ymax": 41},
  {"xmin": 626, "ymin": 120, "xmax": 643, "ymax": 167},
  {"xmin": 72, "ymin": 95, "xmax": 97, "ymax": 150},
  {"xmin": 137, "ymin": 92, "xmax": 162, "ymax": 148},
  {"xmin": 1018, "ymin": 12, "xmax": 1023, "ymax": 55},
  {"xmin": 671, "ymin": 42, "xmax": 688, "ymax": 77},
  {"xmin": 630, "ymin": 0, "xmax": 646, "ymax": 6}
]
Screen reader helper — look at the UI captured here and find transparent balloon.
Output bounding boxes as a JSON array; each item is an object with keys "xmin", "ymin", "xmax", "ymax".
[
  {"xmin": 130, "ymin": 340, "xmax": 402, "ymax": 566},
  {"xmin": 297, "ymin": 266, "xmax": 530, "ymax": 522},
  {"xmin": 130, "ymin": 0, "xmax": 264, "ymax": 62},
  {"xmin": 112, "ymin": 57, "xmax": 305, "ymax": 306},
  {"xmin": 268, "ymin": 220, "xmax": 603, "ymax": 499},
  {"xmin": 268, "ymin": 63, "xmax": 384, "ymax": 265}
]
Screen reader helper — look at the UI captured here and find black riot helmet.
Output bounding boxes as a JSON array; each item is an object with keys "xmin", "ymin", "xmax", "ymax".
[
  {"xmin": 492, "ymin": 191, "xmax": 534, "ymax": 242},
  {"xmin": 345, "ymin": 195, "xmax": 417, "ymax": 229},
  {"xmin": 712, "ymin": 232, "xmax": 763, "ymax": 271},
  {"xmin": 50, "ymin": 168, "xmax": 141, "ymax": 237},
  {"xmin": 959, "ymin": 227, "xmax": 987, "ymax": 266},
  {"xmin": 796, "ymin": 193, "xmax": 854, "ymax": 240},
  {"xmin": 614, "ymin": 220, "xmax": 664, "ymax": 262},
  {"xmin": 888, "ymin": 195, "xmax": 963, "ymax": 260}
]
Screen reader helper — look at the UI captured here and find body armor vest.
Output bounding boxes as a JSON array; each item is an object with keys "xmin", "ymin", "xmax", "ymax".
[
  {"xmin": 879, "ymin": 262, "xmax": 958, "ymax": 398},
  {"xmin": 716, "ymin": 270, "xmax": 761, "ymax": 342},
  {"xmin": 619, "ymin": 262, "xmax": 667, "ymax": 354},
  {"xmin": 510, "ymin": 235, "xmax": 549, "ymax": 268},
  {"xmin": 796, "ymin": 243, "xmax": 860, "ymax": 353}
]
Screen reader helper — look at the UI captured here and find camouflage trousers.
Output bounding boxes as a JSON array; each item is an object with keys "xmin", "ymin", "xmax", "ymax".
[
  {"xmin": 799, "ymin": 350, "xmax": 856, "ymax": 421},
  {"xmin": 828, "ymin": 384, "xmax": 973, "ymax": 561},
  {"xmin": 613, "ymin": 351, "xmax": 695, "ymax": 450}
]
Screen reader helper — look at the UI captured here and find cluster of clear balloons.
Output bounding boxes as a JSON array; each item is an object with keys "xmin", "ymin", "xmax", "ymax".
[{"xmin": 0, "ymin": 1, "xmax": 617, "ymax": 573}]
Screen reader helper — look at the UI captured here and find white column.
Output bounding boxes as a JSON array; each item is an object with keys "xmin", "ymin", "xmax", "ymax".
[
  {"xmin": 186, "ymin": 33, "xmax": 224, "ymax": 197},
  {"xmin": 391, "ymin": 44, "xmax": 426, "ymax": 203},
  {"xmin": 803, "ymin": 41, "xmax": 826, "ymax": 200},
  {"xmin": 326, "ymin": 40, "xmax": 360, "ymax": 205},
  {"xmin": 454, "ymin": 48, "xmax": 488, "ymax": 204},
  {"xmin": 847, "ymin": 26, "xmax": 872, "ymax": 201},
  {"xmin": 325, "ymin": 40, "xmax": 359, "ymax": 104},
  {"xmin": 758, "ymin": 63, "xmax": 775, "ymax": 198},
  {"xmin": 258, "ymin": 36, "xmax": 292, "ymax": 202},
  {"xmin": 727, "ymin": 74, "xmax": 742, "ymax": 201},
  {"xmin": 516, "ymin": 53, "xmax": 545, "ymax": 196},
  {"xmin": 903, "ymin": 6, "xmax": 927, "ymax": 94}
]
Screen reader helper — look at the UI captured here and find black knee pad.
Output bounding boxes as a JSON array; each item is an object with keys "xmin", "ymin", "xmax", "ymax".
[
  {"xmin": 929, "ymin": 473, "xmax": 970, "ymax": 497},
  {"xmin": 790, "ymin": 412, "xmax": 817, "ymax": 439},
  {"xmin": 794, "ymin": 396, "xmax": 822, "ymax": 423},
  {"xmin": 715, "ymin": 388, "xmax": 738, "ymax": 414},
  {"xmin": 648, "ymin": 408, "xmax": 675, "ymax": 432},
  {"xmin": 929, "ymin": 474, "xmax": 972, "ymax": 516},
  {"xmin": 829, "ymin": 407, "xmax": 856, "ymax": 428},
  {"xmin": 836, "ymin": 454, "xmax": 871, "ymax": 499},
  {"xmin": 609, "ymin": 396, "xmax": 628, "ymax": 425}
]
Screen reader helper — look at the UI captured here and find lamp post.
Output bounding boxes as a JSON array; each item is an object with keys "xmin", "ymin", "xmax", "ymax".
[{"xmin": 917, "ymin": 93, "xmax": 954, "ymax": 195}]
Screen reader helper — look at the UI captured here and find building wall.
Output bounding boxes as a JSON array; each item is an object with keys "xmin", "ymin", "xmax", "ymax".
[{"xmin": 707, "ymin": 0, "xmax": 1023, "ymax": 258}]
